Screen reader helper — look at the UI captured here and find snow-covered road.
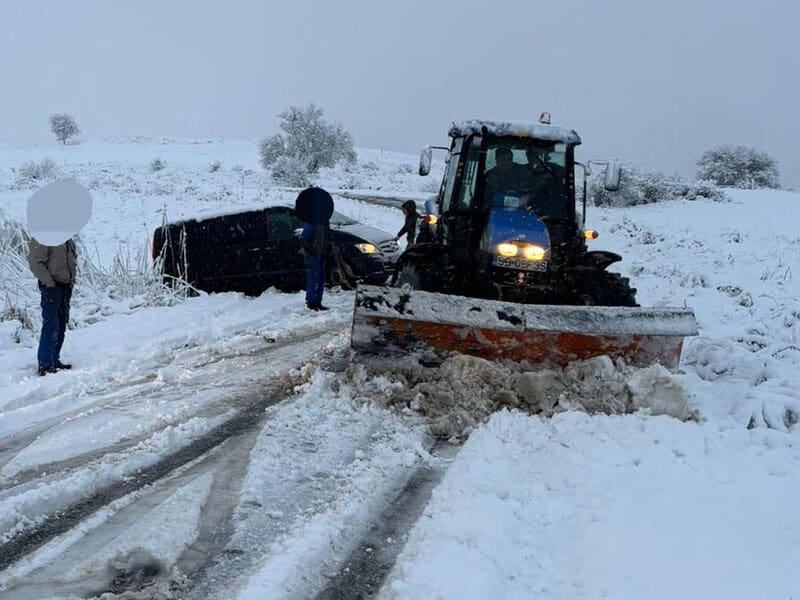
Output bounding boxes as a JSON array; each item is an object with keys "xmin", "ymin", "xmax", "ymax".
[{"xmin": 0, "ymin": 291, "xmax": 440, "ymax": 598}]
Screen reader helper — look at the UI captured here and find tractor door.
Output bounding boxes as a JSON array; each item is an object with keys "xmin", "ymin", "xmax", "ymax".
[{"xmin": 439, "ymin": 136, "xmax": 484, "ymax": 261}]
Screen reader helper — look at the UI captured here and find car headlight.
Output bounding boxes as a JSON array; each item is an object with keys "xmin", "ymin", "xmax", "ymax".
[{"xmin": 355, "ymin": 243, "xmax": 379, "ymax": 254}]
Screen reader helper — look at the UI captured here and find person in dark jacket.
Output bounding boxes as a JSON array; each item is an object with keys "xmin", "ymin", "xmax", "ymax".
[
  {"xmin": 397, "ymin": 200, "xmax": 420, "ymax": 245},
  {"xmin": 28, "ymin": 238, "xmax": 77, "ymax": 376},
  {"xmin": 295, "ymin": 187, "xmax": 334, "ymax": 311}
]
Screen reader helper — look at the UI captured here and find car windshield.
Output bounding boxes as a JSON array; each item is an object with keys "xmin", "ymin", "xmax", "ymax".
[{"xmin": 330, "ymin": 210, "xmax": 358, "ymax": 227}]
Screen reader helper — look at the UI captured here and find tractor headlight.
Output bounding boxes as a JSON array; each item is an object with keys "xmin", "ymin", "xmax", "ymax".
[
  {"xmin": 495, "ymin": 242, "xmax": 546, "ymax": 261},
  {"xmin": 496, "ymin": 243, "xmax": 518, "ymax": 257},
  {"xmin": 521, "ymin": 244, "xmax": 546, "ymax": 261},
  {"xmin": 355, "ymin": 243, "xmax": 378, "ymax": 254}
]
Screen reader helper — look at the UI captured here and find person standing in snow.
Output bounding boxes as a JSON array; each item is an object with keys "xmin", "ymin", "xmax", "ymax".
[
  {"xmin": 396, "ymin": 199, "xmax": 420, "ymax": 246},
  {"xmin": 28, "ymin": 238, "xmax": 77, "ymax": 376},
  {"xmin": 295, "ymin": 187, "xmax": 334, "ymax": 311}
]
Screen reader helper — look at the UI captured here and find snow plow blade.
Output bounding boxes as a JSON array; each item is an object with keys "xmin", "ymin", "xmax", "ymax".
[{"xmin": 351, "ymin": 286, "xmax": 698, "ymax": 369}]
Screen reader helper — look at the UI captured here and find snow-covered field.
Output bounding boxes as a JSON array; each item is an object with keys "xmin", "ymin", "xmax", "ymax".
[{"xmin": 0, "ymin": 138, "xmax": 798, "ymax": 599}]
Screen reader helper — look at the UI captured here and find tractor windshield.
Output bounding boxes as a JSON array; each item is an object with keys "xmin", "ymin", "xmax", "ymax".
[{"xmin": 483, "ymin": 141, "xmax": 568, "ymax": 220}]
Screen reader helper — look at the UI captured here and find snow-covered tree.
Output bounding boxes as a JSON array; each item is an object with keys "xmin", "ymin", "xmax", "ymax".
[
  {"xmin": 269, "ymin": 155, "xmax": 311, "ymax": 187},
  {"xmin": 259, "ymin": 103, "xmax": 356, "ymax": 184},
  {"xmin": 49, "ymin": 113, "xmax": 81, "ymax": 145},
  {"xmin": 696, "ymin": 144, "xmax": 780, "ymax": 189},
  {"xmin": 591, "ymin": 164, "xmax": 726, "ymax": 207}
]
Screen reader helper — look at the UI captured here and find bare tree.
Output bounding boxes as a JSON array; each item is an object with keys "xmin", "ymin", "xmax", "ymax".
[{"xmin": 49, "ymin": 113, "xmax": 81, "ymax": 145}]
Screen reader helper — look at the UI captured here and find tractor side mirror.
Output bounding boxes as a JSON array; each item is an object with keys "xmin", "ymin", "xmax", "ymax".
[
  {"xmin": 603, "ymin": 161, "xmax": 621, "ymax": 192},
  {"xmin": 419, "ymin": 147, "xmax": 432, "ymax": 176}
]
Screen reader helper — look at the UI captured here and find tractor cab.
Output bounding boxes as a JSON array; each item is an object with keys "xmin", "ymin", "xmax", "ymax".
[{"xmin": 417, "ymin": 119, "xmax": 597, "ymax": 299}]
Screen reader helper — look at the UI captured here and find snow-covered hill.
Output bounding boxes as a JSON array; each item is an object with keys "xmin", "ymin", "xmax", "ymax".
[{"xmin": 0, "ymin": 139, "xmax": 798, "ymax": 599}]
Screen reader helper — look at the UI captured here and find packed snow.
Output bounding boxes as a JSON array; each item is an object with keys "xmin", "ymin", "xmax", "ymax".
[{"xmin": 0, "ymin": 138, "xmax": 798, "ymax": 599}]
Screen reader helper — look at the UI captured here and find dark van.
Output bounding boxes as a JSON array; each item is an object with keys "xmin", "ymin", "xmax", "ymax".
[{"xmin": 152, "ymin": 205, "xmax": 400, "ymax": 295}]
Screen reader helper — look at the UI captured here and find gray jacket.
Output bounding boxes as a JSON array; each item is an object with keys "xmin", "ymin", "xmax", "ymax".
[{"xmin": 28, "ymin": 238, "xmax": 77, "ymax": 287}]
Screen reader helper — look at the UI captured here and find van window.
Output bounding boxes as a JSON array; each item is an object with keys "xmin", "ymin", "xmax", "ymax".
[{"xmin": 267, "ymin": 211, "xmax": 299, "ymax": 241}]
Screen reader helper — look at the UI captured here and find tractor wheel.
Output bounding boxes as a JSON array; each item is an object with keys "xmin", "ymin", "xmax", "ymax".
[
  {"xmin": 396, "ymin": 262, "xmax": 424, "ymax": 289},
  {"xmin": 581, "ymin": 271, "xmax": 638, "ymax": 307},
  {"xmin": 395, "ymin": 261, "xmax": 441, "ymax": 293}
]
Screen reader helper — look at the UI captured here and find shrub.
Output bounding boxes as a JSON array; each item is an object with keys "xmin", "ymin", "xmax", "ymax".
[
  {"xmin": 591, "ymin": 164, "xmax": 726, "ymax": 207},
  {"xmin": 49, "ymin": 113, "xmax": 81, "ymax": 144},
  {"xmin": 0, "ymin": 212, "xmax": 36, "ymax": 335},
  {"xmin": 150, "ymin": 158, "xmax": 166, "ymax": 172},
  {"xmin": 258, "ymin": 103, "xmax": 356, "ymax": 184},
  {"xmin": 17, "ymin": 158, "xmax": 58, "ymax": 182},
  {"xmin": 696, "ymin": 144, "xmax": 780, "ymax": 189},
  {"xmin": 269, "ymin": 155, "xmax": 311, "ymax": 187}
]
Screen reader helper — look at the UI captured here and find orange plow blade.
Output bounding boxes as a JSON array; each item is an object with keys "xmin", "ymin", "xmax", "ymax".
[{"xmin": 351, "ymin": 286, "xmax": 698, "ymax": 369}]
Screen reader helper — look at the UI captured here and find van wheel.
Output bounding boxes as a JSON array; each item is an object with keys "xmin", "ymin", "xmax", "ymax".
[{"xmin": 328, "ymin": 262, "xmax": 356, "ymax": 290}]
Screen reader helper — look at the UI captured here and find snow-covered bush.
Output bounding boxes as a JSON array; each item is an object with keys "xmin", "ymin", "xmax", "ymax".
[
  {"xmin": 258, "ymin": 103, "xmax": 356, "ymax": 184},
  {"xmin": 78, "ymin": 239, "xmax": 190, "ymax": 308},
  {"xmin": 591, "ymin": 164, "xmax": 726, "ymax": 207},
  {"xmin": 269, "ymin": 155, "xmax": 311, "ymax": 187},
  {"xmin": 696, "ymin": 144, "xmax": 780, "ymax": 189},
  {"xmin": 208, "ymin": 160, "xmax": 222, "ymax": 173},
  {"xmin": 0, "ymin": 212, "xmax": 35, "ymax": 337},
  {"xmin": 17, "ymin": 158, "xmax": 58, "ymax": 182},
  {"xmin": 150, "ymin": 158, "xmax": 166, "ymax": 172},
  {"xmin": 49, "ymin": 113, "xmax": 81, "ymax": 144}
]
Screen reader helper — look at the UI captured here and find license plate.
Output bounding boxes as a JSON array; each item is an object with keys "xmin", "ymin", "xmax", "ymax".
[{"xmin": 493, "ymin": 256, "xmax": 548, "ymax": 272}]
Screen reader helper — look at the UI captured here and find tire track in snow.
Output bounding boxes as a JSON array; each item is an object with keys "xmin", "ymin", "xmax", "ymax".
[
  {"xmin": 0, "ymin": 314, "xmax": 349, "ymax": 476},
  {"xmin": 0, "ymin": 327, "xmax": 343, "ymax": 493},
  {"xmin": 315, "ymin": 441, "xmax": 456, "ymax": 600},
  {"xmin": 0, "ymin": 328, "xmax": 343, "ymax": 574}
]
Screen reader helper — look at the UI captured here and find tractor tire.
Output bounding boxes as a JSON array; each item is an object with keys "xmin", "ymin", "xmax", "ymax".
[
  {"xmin": 396, "ymin": 262, "xmax": 423, "ymax": 289},
  {"xmin": 395, "ymin": 261, "xmax": 441, "ymax": 293},
  {"xmin": 580, "ymin": 271, "xmax": 638, "ymax": 307}
]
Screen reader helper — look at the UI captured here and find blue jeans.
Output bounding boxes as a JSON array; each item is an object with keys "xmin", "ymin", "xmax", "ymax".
[
  {"xmin": 38, "ymin": 284, "xmax": 72, "ymax": 369},
  {"xmin": 304, "ymin": 255, "xmax": 326, "ymax": 307}
]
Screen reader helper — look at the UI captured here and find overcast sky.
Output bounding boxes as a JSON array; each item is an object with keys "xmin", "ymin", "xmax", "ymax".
[{"xmin": 2, "ymin": 0, "xmax": 798, "ymax": 186}]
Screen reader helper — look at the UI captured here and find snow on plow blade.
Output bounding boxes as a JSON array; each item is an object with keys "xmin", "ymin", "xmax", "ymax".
[{"xmin": 351, "ymin": 286, "xmax": 698, "ymax": 369}]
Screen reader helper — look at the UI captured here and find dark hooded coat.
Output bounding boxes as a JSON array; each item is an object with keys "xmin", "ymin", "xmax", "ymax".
[{"xmin": 397, "ymin": 200, "xmax": 420, "ymax": 245}]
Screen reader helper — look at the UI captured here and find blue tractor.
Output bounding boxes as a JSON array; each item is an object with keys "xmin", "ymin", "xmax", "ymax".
[{"xmin": 352, "ymin": 116, "xmax": 697, "ymax": 368}]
